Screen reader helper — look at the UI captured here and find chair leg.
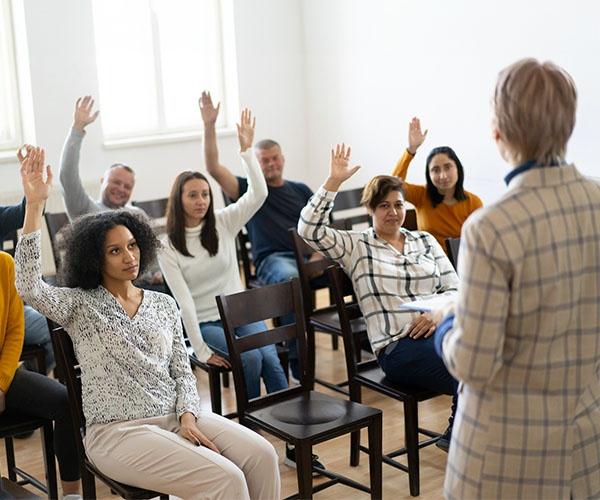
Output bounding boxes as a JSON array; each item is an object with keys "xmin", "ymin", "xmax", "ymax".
[
  {"xmin": 40, "ymin": 421, "xmax": 58, "ymax": 500},
  {"xmin": 208, "ymin": 370, "xmax": 223, "ymax": 415},
  {"xmin": 81, "ymin": 468, "xmax": 97, "ymax": 499},
  {"xmin": 222, "ymin": 371, "xmax": 230, "ymax": 388},
  {"xmin": 4, "ymin": 437, "xmax": 16, "ymax": 482},
  {"xmin": 295, "ymin": 442, "xmax": 313, "ymax": 500},
  {"xmin": 404, "ymin": 398, "xmax": 420, "ymax": 497},
  {"xmin": 368, "ymin": 414, "xmax": 383, "ymax": 500},
  {"xmin": 349, "ymin": 382, "xmax": 362, "ymax": 467},
  {"xmin": 306, "ymin": 325, "xmax": 317, "ymax": 387},
  {"xmin": 331, "ymin": 333, "xmax": 339, "ymax": 350}
]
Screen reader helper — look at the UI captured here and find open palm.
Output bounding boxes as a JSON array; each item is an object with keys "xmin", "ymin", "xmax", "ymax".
[
  {"xmin": 408, "ymin": 117, "xmax": 428, "ymax": 153},
  {"xmin": 236, "ymin": 108, "xmax": 255, "ymax": 152},
  {"xmin": 329, "ymin": 143, "xmax": 361, "ymax": 183},
  {"xmin": 18, "ymin": 146, "xmax": 53, "ymax": 204},
  {"xmin": 199, "ymin": 91, "xmax": 220, "ymax": 124}
]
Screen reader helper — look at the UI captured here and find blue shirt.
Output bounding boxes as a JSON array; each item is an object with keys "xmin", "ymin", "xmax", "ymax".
[{"xmin": 238, "ymin": 176, "xmax": 313, "ymax": 268}]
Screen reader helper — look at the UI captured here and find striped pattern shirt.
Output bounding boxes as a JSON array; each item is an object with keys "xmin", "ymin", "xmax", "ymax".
[{"xmin": 298, "ymin": 186, "xmax": 458, "ymax": 353}]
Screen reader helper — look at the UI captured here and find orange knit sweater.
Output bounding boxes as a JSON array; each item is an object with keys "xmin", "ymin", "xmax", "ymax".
[
  {"xmin": 0, "ymin": 252, "xmax": 24, "ymax": 393},
  {"xmin": 392, "ymin": 149, "xmax": 483, "ymax": 251}
]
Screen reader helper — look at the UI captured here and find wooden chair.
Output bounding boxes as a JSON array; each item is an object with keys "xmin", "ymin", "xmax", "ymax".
[
  {"xmin": 327, "ymin": 265, "xmax": 442, "ymax": 497},
  {"xmin": 48, "ymin": 322, "xmax": 169, "ymax": 500},
  {"xmin": 445, "ymin": 237, "xmax": 460, "ymax": 271},
  {"xmin": 43, "ymin": 212, "xmax": 70, "ymax": 272},
  {"xmin": 131, "ymin": 198, "xmax": 168, "ymax": 219},
  {"xmin": 404, "ymin": 208, "xmax": 418, "ymax": 231},
  {"xmin": 0, "ymin": 346, "xmax": 58, "ymax": 499},
  {"xmin": 289, "ymin": 228, "xmax": 367, "ymax": 395},
  {"xmin": 216, "ymin": 279, "xmax": 382, "ymax": 499}
]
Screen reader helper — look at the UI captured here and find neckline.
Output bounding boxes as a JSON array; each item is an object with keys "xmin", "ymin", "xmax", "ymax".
[{"xmin": 99, "ymin": 285, "xmax": 146, "ymax": 320}]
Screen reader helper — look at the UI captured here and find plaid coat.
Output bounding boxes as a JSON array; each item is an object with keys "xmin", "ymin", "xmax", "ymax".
[{"xmin": 441, "ymin": 165, "xmax": 600, "ymax": 499}]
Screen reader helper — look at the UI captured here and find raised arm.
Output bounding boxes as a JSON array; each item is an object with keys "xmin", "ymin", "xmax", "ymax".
[
  {"xmin": 391, "ymin": 117, "xmax": 428, "ymax": 206},
  {"xmin": 219, "ymin": 109, "xmax": 268, "ymax": 234},
  {"xmin": 15, "ymin": 147, "xmax": 78, "ymax": 328},
  {"xmin": 298, "ymin": 144, "xmax": 361, "ymax": 270},
  {"xmin": 200, "ymin": 91, "xmax": 240, "ymax": 200},
  {"xmin": 59, "ymin": 96, "xmax": 101, "ymax": 219}
]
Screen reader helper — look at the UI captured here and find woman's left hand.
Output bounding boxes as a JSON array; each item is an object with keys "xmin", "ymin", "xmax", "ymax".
[
  {"xmin": 406, "ymin": 312, "xmax": 437, "ymax": 339},
  {"xmin": 179, "ymin": 412, "xmax": 220, "ymax": 453},
  {"xmin": 236, "ymin": 108, "xmax": 256, "ymax": 152}
]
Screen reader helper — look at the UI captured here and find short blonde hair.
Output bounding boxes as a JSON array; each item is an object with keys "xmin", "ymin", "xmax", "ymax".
[
  {"xmin": 493, "ymin": 58, "xmax": 577, "ymax": 165},
  {"xmin": 361, "ymin": 175, "xmax": 405, "ymax": 211}
]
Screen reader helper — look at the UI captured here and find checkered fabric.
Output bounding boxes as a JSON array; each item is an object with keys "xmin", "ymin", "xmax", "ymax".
[{"xmin": 442, "ymin": 164, "xmax": 600, "ymax": 499}]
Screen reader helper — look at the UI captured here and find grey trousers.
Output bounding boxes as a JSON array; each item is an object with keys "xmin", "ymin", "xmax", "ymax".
[{"xmin": 84, "ymin": 411, "xmax": 280, "ymax": 500}]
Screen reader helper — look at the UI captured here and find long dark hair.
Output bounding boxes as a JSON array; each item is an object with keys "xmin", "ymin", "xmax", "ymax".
[
  {"xmin": 58, "ymin": 210, "xmax": 159, "ymax": 289},
  {"xmin": 166, "ymin": 171, "xmax": 218, "ymax": 257},
  {"xmin": 425, "ymin": 146, "xmax": 467, "ymax": 207}
]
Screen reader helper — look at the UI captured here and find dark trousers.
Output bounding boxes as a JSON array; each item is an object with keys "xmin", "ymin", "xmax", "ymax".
[
  {"xmin": 378, "ymin": 335, "xmax": 458, "ymax": 425},
  {"xmin": 5, "ymin": 367, "xmax": 80, "ymax": 481}
]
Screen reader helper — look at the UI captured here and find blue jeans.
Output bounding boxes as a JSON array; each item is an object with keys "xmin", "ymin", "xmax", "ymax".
[
  {"xmin": 378, "ymin": 335, "xmax": 458, "ymax": 426},
  {"xmin": 199, "ymin": 320, "xmax": 288, "ymax": 399},
  {"xmin": 24, "ymin": 305, "xmax": 54, "ymax": 372}
]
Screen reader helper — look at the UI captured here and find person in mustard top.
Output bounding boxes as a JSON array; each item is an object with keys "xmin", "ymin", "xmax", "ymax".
[{"xmin": 391, "ymin": 118, "xmax": 483, "ymax": 250}]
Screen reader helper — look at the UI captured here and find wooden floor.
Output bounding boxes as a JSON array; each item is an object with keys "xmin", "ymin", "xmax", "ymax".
[{"xmin": 2, "ymin": 301, "xmax": 452, "ymax": 499}]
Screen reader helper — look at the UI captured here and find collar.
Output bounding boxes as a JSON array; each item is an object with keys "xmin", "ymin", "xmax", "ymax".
[{"xmin": 504, "ymin": 159, "xmax": 561, "ymax": 186}]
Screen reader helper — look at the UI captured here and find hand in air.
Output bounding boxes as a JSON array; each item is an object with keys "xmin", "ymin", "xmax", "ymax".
[
  {"xmin": 179, "ymin": 413, "xmax": 220, "ymax": 453},
  {"xmin": 407, "ymin": 117, "xmax": 428, "ymax": 155},
  {"xmin": 73, "ymin": 96, "xmax": 99, "ymax": 132},
  {"xmin": 199, "ymin": 91, "xmax": 221, "ymax": 125},
  {"xmin": 236, "ymin": 108, "xmax": 256, "ymax": 153},
  {"xmin": 18, "ymin": 145, "xmax": 53, "ymax": 204},
  {"xmin": 329, "ymin": 143, "xmax": 361, "ymax": 184}
]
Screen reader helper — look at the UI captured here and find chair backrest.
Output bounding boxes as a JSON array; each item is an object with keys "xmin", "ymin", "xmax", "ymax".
[
  {"xmin": 326, "ymin": 265, "xmax": 376, "ymax": 380},
  {"xmin": 44, "ymin": 212, "xmax": 70, "ymax": 271},
  {"xmin": 403, "ymin": 208, "xmax": 418, "ymax": 231},
  {"xmin": 1, "ymin": 230, "xmax": 18, "ymax": 256},
  {"xmin": 445, "ymin": 237, "xmax": 460, "ymax": 271},
  {"xmin": 47, "ymin": 321, "xmax": 87, "ymax": 465},
  {"xmin": 216, "ymin": 279, "xmax": 306, "ymax": 416},
  {"xmin": 131, "ymin": 198, "xmax": 168, "ymax": 219}
]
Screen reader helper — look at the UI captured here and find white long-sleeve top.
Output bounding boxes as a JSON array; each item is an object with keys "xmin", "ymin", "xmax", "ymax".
[{"xmin": 158, "ymin": 150, "xmax": 268, "ymax": 362}]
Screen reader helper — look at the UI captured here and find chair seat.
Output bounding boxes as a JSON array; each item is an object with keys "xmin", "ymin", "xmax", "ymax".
[
  {"xmin": 85, "ymin": 459, "xmax": 166, "ymax": 499},
  {"xmin": 357, "ymin": 366, "xmax": 440, "ymax": 402},
  {"xmin": 1, "ymin": 476, "xmax": 41, "ymax": 499},
  {"xmin": 0, "ymin": 412, "xmax": 45, "ymax": 438},
  {"xmin": 247, "ymin": 391, "xmax": 380, "ymax": 442},
  {"xmin": 310, "ymin": 307, "xmax": 366, "ymax": 335}
]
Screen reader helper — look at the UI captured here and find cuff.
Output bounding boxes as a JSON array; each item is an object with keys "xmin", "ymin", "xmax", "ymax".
[{"xmin": 434, "ymin": 313, "xmax": 455, "ymax": 358}]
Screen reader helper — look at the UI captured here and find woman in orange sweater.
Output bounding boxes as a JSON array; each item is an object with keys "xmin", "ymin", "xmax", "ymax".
[{"xmin": 392, "ymin": 118, "xmax": 483, "ymax": 251}]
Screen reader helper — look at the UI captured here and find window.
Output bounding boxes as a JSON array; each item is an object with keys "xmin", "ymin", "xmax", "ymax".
[
  {"xmin": 91, "ymin": 0, "xmax": 238, "ymax": 144},
  {"xmin": 0, "ymin": 0, "xmax": 22, "ymax": 154}
]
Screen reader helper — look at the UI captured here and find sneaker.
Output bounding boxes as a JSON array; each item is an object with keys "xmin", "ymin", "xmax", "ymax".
[
  {"xmin": 284, "ymin": 444, "xmax": 326, "ymax": 476},
  {"xmin": 436, "ymin": 425, "xmax": 452, "ymax": 453}
]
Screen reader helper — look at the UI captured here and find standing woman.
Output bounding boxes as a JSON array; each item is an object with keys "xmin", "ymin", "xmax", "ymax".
[
  {"xmin": 15, "ymin": 147, "xmax": 280, "ymax": 499},
  {"xmin": 159, "ymin": 108, "xmax": 287, "ymax": 399},
  {"xmin": 391, "ymin": 119, "xmax": 483, "ymax": 250},
  {"xmin": 435, "ymin": 59, "xmax": 600, "ymax": 499}
]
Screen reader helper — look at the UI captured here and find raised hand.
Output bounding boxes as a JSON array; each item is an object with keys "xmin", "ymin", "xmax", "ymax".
[
  {"xmin": 236, "ymin": 108, "xmax": 255, "ymax": 152},
  {"xmin": 199, "ymin": 91, "xmax": 221, "ymax": 125},
  {"xmin": 73, "ymin": 96, "xmax": 99, "ymax": 132},
  {"xmin": 407, "ymin": 117, "xmax": 428, "ymax": 154},
  {"xmin": 19, "ymin": 145, "xmax": 53, "ymax": 205},
  {"xmin": 328, "ymin": 143, "xmax": 361, "ymax": 187}
]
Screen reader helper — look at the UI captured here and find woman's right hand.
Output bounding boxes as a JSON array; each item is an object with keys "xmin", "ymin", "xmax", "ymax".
[
  {"xmin": 407, "ymin": 117, "xmax": 428, "ymax": 155},
  {"xmin": 207, "ymin": 353, "xmax": 231, "ymax": 369},
  {"xmin": 18, "ymin": 146, "xmax": 53, "ymax": 205},
  {"xmin": 199, "ymin": 91, "xmax": 220, "ymax": 125},
  {"xmin": 324, "ymin": 143, "xmax": 361, "ymax": 192}
]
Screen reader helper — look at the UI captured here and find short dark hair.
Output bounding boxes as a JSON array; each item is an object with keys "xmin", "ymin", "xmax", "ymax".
[
  {"xmin": 254, "ymin": 139, "xmax": 280, "ymax": 151},
  {"xmin": 166, "ymin": 171, "xmax": 218, "ymax": 257},
  {"xmin": 109, "ymin": 163, "xmax": 135, "ymax": 174},
  {"xmin": 361, "ymin": 175, "xmax": 405, "ymax": 211},
  {"xmin": 425, "ymin": 146, "xmax": 467, "ymax": 208},
  {"xmin": 58, "ymin": 210, "xmax": 159, "ymax": 289}
]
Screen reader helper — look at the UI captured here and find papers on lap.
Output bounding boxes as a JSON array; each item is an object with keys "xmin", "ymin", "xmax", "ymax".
[{"xmin": 399, "ymin": 292, "xmax": 458, "ymax": 312}]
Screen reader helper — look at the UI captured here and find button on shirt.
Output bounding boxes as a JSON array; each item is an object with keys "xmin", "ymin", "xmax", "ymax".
[{"xmin": 298, "ymin": 186, "xmax": 459, "ymax": 353}]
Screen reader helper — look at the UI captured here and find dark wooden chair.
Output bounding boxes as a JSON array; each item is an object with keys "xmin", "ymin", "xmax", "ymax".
[
  {"xmin": 43, "ymin": 212, "xmax": 70, "ymax": 273},
  {"xmin": 403, "ymin": 208, "xmax": 418, "ymax": 231},
  {"xmin": 445, "ymin": 237, "xmax": 460, "ymax": 271},
  {"xmin": 327, "ymin": 265, "xmax": 442, "ymax": 497},
  {"xmin": 0, "ymin": 346, "xmax": 58, "ymax": 499},
  {"xmin": 48, "ymin": 322, "xmax": 169, "ymax": 500},
  {"xmin": 289, "ymin": 228, "xmax": 367, "ymax": 395},
  {"xmin": 131, "ymin": 198, "xmax": 168, "ymax": 219},
  {"xmin": 216, "ymin": 279, "xmax": 382, "ymax": 499}
]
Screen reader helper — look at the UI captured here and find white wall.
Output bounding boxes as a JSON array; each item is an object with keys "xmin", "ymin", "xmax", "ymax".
[{"xmin": 302, "ymin": 0, "xmax": 600, "ymax": 203}]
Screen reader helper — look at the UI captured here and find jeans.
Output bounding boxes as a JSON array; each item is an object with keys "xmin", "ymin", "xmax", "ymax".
[
  {"xmin": 5, "ymin": 367, "xmax": 80, "ymax": 481},
  {"xmin": 378, "ymin": 335, "xmax": 459, "ymax": 426},
  {"xmin": 24, "ymin": 305, "xmax": 54, "ymax": 372},
  {"xmin": 199, "ymin": 320, "xmax": 288, "ymax": 399}
]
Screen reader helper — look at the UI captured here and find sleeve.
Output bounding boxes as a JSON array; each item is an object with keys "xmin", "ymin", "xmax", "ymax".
[
  {"xmin": 157, "ymin": 243, "xmax": 214, "ymax": 363},
  {"xmin": 167, "ymin": 299, "xmax": 202, "ymax": 419},
  {"xmin": 59, "ymin": 127, "xmax": 99, "ymax": 219},
  {"xmin": 0, "ymin": 255, "xmax": 25, "ymax": 393},
  {"xmin": 14, "ymin": 231, "xmax": 79, "ymax": 329},
  {"xmin": 0, "ymin": 199, "xmax": 26, "ymax": 242},
  {"xmin": 441, "ymin": 216, "xmax": 510, "ymax": 387},
  {"xmin": 469, "ymin": 192, "xmax": 484, "ymax": 211},
  {"xmin": 425, "ymin": 233, "xmax": 460, "ymax": 292},
  {"xmin": 391, "ymin": 149, "xmax": 427, "ymax": 207},
  {"xmin": 218, "ymin": 150, "xmax": 268, "ymax": 235},
  {"xmin": 297, "ymin": 186, "xmax": 360, "ymax": 270}
]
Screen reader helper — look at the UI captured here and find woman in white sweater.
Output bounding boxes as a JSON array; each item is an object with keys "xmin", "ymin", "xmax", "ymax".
[{"xmin": 158, "ymin": 109, "xmax": 288, "ymax": 399}]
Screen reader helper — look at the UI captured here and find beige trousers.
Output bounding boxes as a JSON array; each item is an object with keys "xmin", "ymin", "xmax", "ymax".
[{"xmin": 84, "ymin": 411, "xmax": 280, "ymax": 500}]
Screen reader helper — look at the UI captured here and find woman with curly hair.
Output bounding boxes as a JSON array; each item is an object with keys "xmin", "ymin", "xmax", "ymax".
[
  {"xmin": 158, "ymin": 108, "xmax": 287, "ymax": 399},
  {"xmin": 15, "ymin": 146, "xmax": 280, "ymax": 499}
]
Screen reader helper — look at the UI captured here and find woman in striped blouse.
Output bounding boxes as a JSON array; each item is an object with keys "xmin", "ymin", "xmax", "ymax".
[{"xmin": 298, "ymin": 144, "xmax": 459, "ymax": 451}]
